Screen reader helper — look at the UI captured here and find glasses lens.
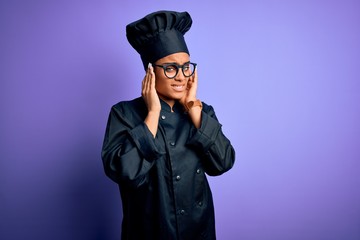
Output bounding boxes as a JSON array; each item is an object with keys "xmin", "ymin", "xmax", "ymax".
[
  {"xmin": 183, "ymin": 63, "xmax": 195, "ymax": 77},
  {"xmin": 164, "ymin": 64, "xmax": 178, "ymax": 78}
]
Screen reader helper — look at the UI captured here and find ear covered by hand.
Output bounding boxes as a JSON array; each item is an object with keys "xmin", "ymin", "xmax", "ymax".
[
  {"xmin": 180, "ymin": 67, "xmax": 198, "ymax": 107},
  {"xmin": 142, "ymin": 63, "xmax": 161, "ymax": 113}
]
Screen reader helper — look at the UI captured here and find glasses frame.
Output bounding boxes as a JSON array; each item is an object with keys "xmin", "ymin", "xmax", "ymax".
[{"xmin": 153, "ymin": 62, "xmax": 197, "ymax": 79}]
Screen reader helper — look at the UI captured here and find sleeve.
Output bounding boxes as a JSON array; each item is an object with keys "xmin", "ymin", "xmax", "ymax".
[
  {"xmin": 187, "ymin": 104, "xmax": 235, "ymax": 176},
  {"xmin": 101, "ymin": 105, "xmax": 165, "ymax": 188}
]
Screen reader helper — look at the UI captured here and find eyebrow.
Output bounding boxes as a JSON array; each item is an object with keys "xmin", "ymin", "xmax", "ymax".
[{"xmin": 159, "ymin": 61, "xmax": 190, "ymax": 65}]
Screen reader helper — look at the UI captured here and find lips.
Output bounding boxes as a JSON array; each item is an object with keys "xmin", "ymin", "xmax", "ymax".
[{"xmin": 171, "ymin": 84, "xmax": 185, "ymax": 91}]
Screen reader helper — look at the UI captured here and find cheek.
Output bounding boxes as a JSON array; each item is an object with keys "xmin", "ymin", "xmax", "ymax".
[
  {"xmin": 155, "ymin": 78, "xmax": 166, "ymax": 92},
  {"xmin": 155, "ymin": 75, "xmax": 168, "ymax": 88}
]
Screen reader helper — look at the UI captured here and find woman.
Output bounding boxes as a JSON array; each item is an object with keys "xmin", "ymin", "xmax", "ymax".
[{"xmin": 101, "ymin": 10, "xmax": 235, "ymax": 240}]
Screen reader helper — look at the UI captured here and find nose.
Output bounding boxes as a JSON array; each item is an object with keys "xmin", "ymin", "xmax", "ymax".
[{"xmin": 174, "ymin": 69, "xmax": 187, "ymax": 81}]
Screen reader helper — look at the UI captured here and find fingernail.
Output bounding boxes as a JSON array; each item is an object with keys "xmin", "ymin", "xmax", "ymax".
[{"xmin": 148, "ymin": 63, "xmax": 152, "ymax": 69}]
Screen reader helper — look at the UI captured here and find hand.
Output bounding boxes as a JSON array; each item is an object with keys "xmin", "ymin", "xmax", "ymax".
[
  {"xmin": 180, "ymin": 67, "xmax": 198, "ymax": 107},
  {"xmin": 180, "ymin": 68, "xmax": 201, "ymax": 128},
  {"xmin": 142, "ymin": 63, "xmax": 161, "ymax": 113}
]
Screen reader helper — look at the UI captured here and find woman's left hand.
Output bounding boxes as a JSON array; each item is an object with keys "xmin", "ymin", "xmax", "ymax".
[
  {"xmin": 180, "ymin": 68, "xmax": 198, "ymax": 106},
  {"xmin": 180, "ymin": 68, "xmax": 201, "ymax": 128}
]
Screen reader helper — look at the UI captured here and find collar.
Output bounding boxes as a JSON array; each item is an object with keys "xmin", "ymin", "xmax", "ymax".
[{"xmin": 160, "ymin": 99, "xmax": 185, "ymax": 113}]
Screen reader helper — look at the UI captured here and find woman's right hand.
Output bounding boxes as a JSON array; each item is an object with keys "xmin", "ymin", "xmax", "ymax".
[
  {"xmin": 142, "ymin": 63, "xmax": 161, "ymax": 113},
  {"xmin": 142, "ymin": 63, "xmax": 161, "ymax": 138}
]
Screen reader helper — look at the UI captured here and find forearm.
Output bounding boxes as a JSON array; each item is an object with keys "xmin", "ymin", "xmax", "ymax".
[
  {"xmin": 187, "ymin": 106, "xmax": 202, "ymax": 129},
  {"xmin": 102, "ymin": 122, "xmax": 163, "ymax": 186},
  {"xmin": 187, "ymin": 108, "xmax": 235, "ymax": 175},
  {"xmin": 201, "ymin": 132, "xmax": 235, "ymax": 175},
  {"xmin": 102, "ymin": 106, "xmax": 163, "ymax": 186},
  {"xmin": 144, "ymin": 110, "xmax": 160, "ymax": 137}
]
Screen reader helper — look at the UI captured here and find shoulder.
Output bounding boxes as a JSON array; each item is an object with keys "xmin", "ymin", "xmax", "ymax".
[
  {"xmin": 110, "ymin": 97, "xmax": 147, "ymax": 125},
  {"xmin": 201, "ymin": 101, "xmax": 215, "ymax": 114},
  {"xmin": 113, "ymin": 97, "xmax": 146, "ymax": 112},
  {"xmin": 200, "ymin": 101, "xmax": 220, "ymax": 121}
]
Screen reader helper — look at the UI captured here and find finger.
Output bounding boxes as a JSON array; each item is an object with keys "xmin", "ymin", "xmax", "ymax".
[
  {"xmin": 188, "ymin": 68, "xmax": 198, "ymax": 97},
  {"xmin": 191, "ymin": 68, "xmax": 198, "ymax": 90},
  {"xmin": 149, "ymin": 64, "xmax": 156, "ymax": 87},
  {"xmin": 192, "ymin": 67, "xmax": 198, "ymax": 83},
  {"xmin": 143, "ymin": 76, "xmax": 150, "ymax": 98},
  {"xmin": 143, "ymin": 67, "xmax": 150, "ymax": 88},
  {"xmin": 145, "ymin": 65, "xmax": 152, "ymax": 91},
  {"xmin": 142, "ymin": 76, "xmax": 146, "ymax": 96},
  {"xmin": 186, "ymin": 79, "xmax": 192, "ymax": 90}
]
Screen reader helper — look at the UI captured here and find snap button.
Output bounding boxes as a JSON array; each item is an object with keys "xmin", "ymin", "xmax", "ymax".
[
  {"xmin": 180, "ymin": 209, "xmax": 185, "ymax": 215},
  {"xmin": 176, "ymin": 175, "xmax": 181, "ymax": 181},
  {"xmin": 170, "ymin": 142, "xmax": 175, "ymax": 146},
  {"xmin": 198, "ymin": 201, "xmax": 203, "ymax": 206},
  {"xmin": 161, "ymin": 115, "xmax": 166, "ymax": 120},
  {"xmin": 196, "ymin": 169, "xmax": 201, "ymax": 174}
]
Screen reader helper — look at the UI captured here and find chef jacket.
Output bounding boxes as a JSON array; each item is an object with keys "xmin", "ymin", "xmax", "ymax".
[{"xmin": 101, "ymin": 97, "xmax": 235, "ymax": 240}]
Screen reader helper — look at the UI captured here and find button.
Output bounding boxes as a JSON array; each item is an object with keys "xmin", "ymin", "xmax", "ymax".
[
  {"xmin": 198, "ymin": 201, "xmax": 203, "ymax": 206},
  {"xmin": 176, "ymin": 175, "xmax": 181, "ymax": 181},
  {"xmin": 161, "ymin": 115, "xmax": 166, "ymax": 120},
  {"xmin": 170, "ymin": 142, "xmax": 175, "ymax": 146},
  {"xmin": 180, "ymin": 209, "xmax": 185, "ymax": 215},
  {"xmin": 196, "ymin": 169, "xmax": 201, "ymax": 174}
]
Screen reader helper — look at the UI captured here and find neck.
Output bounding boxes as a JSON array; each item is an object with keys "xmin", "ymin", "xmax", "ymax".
[{"xmin": 159, "ymin": 97, "xmax": 176, "ymax": 112}]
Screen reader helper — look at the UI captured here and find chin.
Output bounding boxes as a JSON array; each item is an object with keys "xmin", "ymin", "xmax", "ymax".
[
  {"xmin": 173, "ymin": 92, "xmax": 186, "ymax": 100},
  {"xmin": 158, "ymin": 90, "xmax": 185, "ymax": 102}
]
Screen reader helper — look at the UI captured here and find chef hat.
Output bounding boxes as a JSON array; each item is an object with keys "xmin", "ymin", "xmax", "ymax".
[{"xmin": 126, "ymin": 10, "xmax": 192, "ymax": 70}]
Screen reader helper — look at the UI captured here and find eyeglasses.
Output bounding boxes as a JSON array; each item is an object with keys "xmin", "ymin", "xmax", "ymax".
[{"xmin": 153, "ymin": 62, "xmax": 197, "ymax": 79}]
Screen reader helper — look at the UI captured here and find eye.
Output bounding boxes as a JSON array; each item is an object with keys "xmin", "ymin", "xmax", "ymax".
[
  {"xmin": 165, "ymin": 65, "xmax": 177, "ymax": 72},
  {"xmin": 183, "ymin": 65, "xmax": 190, "ymax": 71}
]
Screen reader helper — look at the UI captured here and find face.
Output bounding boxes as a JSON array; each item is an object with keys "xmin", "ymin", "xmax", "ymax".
[{"xmin": 153, "ymin": 52, "xmax": 190, "ymax": 106}]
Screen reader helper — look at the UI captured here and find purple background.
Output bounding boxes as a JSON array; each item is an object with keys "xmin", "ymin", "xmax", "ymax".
[{"xmin": 1, "ymin": 1, "xmax": 360, "ymax": 239}]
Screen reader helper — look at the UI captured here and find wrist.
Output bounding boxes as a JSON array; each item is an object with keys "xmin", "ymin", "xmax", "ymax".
[
  {"xmin": 147, "ymin": 110, "xmax": 160, "ymax": 116},
  {"xmin": 184, "ymin": 99, "xmax": 202, "ymax": 112}
]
